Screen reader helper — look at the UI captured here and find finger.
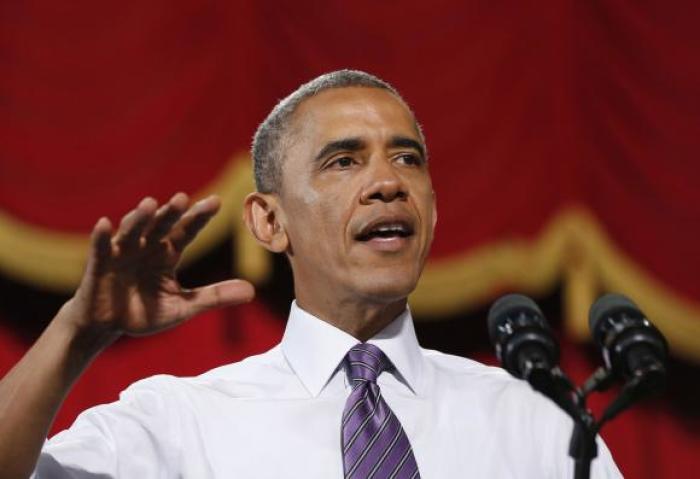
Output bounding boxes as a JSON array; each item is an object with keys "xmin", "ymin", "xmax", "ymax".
[
  {"xmin": 182, "ymin": 279, "xmax": 255, "ymax": 317},
  {"xmin": 84, "ymin": 216, "xmax": 113, "ymax": 279},
  {"xmin": 144, "ymin": 192, "xmax": 190, "ymax": 242},
  {"xmin": 113, "ymin": 197, "xmax": 158, "ymax": 250},
  {"xmin": 168, "ymin": 196, "xmax": 221, "ymax": 253}
]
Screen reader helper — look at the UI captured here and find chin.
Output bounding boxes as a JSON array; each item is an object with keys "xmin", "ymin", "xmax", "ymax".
[{"xmin": 355, "ymin": 271, "xmax": 419, "ymax": 303}]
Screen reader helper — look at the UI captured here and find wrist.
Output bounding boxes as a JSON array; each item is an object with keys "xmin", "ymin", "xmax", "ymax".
[{"xmin": 52, "ymin": 299, "xmax": 120, "ymax": 365}]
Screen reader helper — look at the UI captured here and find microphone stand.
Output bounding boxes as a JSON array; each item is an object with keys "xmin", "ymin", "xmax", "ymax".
[
  {"xmin": 523, "ymin": 364, "xmax": 654, "ymax": 479},
  {"xmin": 569, "ymin": 387, "xmax": 598, "ymax": 479}
]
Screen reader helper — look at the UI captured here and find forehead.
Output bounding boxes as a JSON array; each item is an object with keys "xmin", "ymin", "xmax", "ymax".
[{"xmin": 289, "ymin": 87, "xmax": 421, "ymax": 147}]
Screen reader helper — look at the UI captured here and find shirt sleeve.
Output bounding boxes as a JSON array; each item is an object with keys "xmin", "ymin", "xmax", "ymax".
[
  {"xmin": 591, "ymin": 436, "xmax": 624, "ymax": 479},
  {"xmin": 529, "ymin": 388, "xmax": 624, "ymax": 479},
  {"xmin": 32, "ymin": 375, "xmax": 183, "ymax": 479}
]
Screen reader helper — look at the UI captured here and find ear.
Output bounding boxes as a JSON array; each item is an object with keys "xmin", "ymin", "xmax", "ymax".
[{"xmin": 243, "ymin": 192, "xmax": 289, "ymax": 253}]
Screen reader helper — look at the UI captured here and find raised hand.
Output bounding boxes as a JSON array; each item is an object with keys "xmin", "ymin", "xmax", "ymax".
[
  {"xmin": 60, "ymin": 192, "xmax": 255, "ymax": 340},
  {"xmin": 0, "ymin": 193, "xmax": 256, "ymax": 478}
]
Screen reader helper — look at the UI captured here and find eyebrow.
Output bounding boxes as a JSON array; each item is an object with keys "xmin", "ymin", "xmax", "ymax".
[
  {"xmin": 313, "ymin": 137, "xmax": 364, "ymax": 163},
  {"xmin": 388, "ymin": 135, "xmax": 426, "ymax": 160},
  {"xmin": 313, "ymin": 135, "xmax": 426, "ymax": 163}
]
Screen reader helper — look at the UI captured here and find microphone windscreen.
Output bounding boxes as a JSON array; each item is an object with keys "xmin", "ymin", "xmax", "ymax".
[
  {"xmin": 588, "ymin": 293, "xmax": 640, "ymax": 343},
  {"xmin": 488, "ymin": 293, "xmax": 544, "ymax": 344}
]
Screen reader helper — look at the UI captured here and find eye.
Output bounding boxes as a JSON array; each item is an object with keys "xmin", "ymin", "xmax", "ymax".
[
  {"xmin": 396, "ymin": 153, "xmax": 423, "ymax": 166},
  {"xmin": 327, "ymin": 156, "xmax": 355, "ymax": 169}
]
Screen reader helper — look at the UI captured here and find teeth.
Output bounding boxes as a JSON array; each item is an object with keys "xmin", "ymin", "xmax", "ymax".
[
  {"xmin": 377, "ymin": 227, "xmax": 400, "ymax": 233},
  {"xmin": 356, "ymin": 221, "xmax": 412, "ymax": 241},
  {"xmin": 375, "ymin": 224, "xmax": 404, "ymax": 233}
]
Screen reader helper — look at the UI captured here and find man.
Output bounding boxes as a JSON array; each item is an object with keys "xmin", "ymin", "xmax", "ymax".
[{"xmin": 0, "ymin": 70, "xmax": 622, "ymax": 478}]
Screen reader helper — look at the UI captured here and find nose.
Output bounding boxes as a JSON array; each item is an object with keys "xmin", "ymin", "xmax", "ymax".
[{"xmin": 359, "ymin": 158, "xmax": 408, "ymax": 204}]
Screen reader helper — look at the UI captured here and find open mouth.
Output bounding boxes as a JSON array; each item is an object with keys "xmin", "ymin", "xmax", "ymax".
[{"xmin": 355, "ymin": 220, "xmax": 415, "ymax": 242}]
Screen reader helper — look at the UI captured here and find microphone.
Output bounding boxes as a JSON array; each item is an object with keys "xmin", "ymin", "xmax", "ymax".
[
  {"xmin": 485, "ymin": 292, "xmax": 669, "ymax": 479},
  {"xmin": 488, "ymin": 293, "xmax": 560, "ymax": 381},
  {"xmin": 488, "ymin": 294, "xmax": 579, "ymax": 418},
  {"xmin": 589, "ymin": 293, "xmax": 668, "ymax": 395}
]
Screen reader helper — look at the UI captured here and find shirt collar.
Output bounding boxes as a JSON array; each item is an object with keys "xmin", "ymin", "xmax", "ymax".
[{"xmin": 281, "ymin": 300, "xmax": 423, "ymax": 397}]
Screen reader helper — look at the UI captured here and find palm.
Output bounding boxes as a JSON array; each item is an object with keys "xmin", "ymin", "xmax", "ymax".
[
  {"xmin": 88, "ymin": 247, "xmax": 182, "ymax": 335},
  {"xmin": 70, "ymin": 194, "xmax": 254, "ymax": 337}
]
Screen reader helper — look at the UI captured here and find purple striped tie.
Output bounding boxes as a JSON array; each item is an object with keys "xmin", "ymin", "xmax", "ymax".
[{"xmin": 341, "ymin": 343, "xmax": 421, "ymax": 479}]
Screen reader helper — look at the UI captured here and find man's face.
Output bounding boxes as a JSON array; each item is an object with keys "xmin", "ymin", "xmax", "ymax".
[{"xmin": 277, "ymin": 87, "xmax": 436, "ymax": 305}]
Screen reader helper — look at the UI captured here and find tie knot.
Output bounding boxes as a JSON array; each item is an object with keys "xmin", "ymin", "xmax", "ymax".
[{"xmin": 346, "ymin": 343, "xmax": 388, "ymax": 384}]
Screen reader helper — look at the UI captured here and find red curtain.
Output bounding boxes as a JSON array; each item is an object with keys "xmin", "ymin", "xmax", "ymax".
[{"xmin": 1, "ymin": 1, "xmax": 700, "ymax": 476}]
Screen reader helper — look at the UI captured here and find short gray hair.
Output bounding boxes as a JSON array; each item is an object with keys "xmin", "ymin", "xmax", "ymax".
[{"xmin": 251, "ymin": 69, "xmax": 424, "ymax": 193}]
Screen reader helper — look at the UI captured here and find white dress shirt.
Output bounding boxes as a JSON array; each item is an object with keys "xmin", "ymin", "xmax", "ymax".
[{"xmin": 35, "ymin": 302, "xmax": 622, "ymax": 478}]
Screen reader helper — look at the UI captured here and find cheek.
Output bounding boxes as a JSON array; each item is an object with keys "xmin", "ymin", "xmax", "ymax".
[
  {"xmin": 297, "ymin": 183, "xmax": 321, "ymax": 207},
  {"xmin": 286, "ymin": 195, "xmax": 348, "ymax": 252},
  {"xmin": 415, "ymin": 186, "xmax": 435, "ymax": 222},
  {"xmin": 313, "ymin": 181, "xmax": 354, "ymax": 225}
]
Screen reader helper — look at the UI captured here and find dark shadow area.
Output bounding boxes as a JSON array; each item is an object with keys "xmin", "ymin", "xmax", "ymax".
[
  {"xmin": 413, "ymin": 287, "xmax": 565, "ymax": 359},
  {"xmin": 665, "ymin": 356, "xmax": 700, "ymax": 420},
  {"xmin": 178, "ymin": 237, "xmax": 237, "ymax": 291},
  {"xmin": 0, "ymin": 274, "xmax": 70, "ymax": 343},
  {"xmin": 253, "ymin": 251, "xmax": 295, "ymax": 318},
  {"xmin": 182, "ymin": 234, "xmax": 295, "ymax": 320}
]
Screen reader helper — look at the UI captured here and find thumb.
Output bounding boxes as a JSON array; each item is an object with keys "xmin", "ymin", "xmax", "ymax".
[{"xmin": 183, "ymin": 279, "xmax": 255, "ymax": 317}]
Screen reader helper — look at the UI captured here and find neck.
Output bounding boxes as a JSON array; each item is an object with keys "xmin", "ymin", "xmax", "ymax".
[{"xmin": 295, "ymin": 294, "xmax": 407, "ymax": 341}]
